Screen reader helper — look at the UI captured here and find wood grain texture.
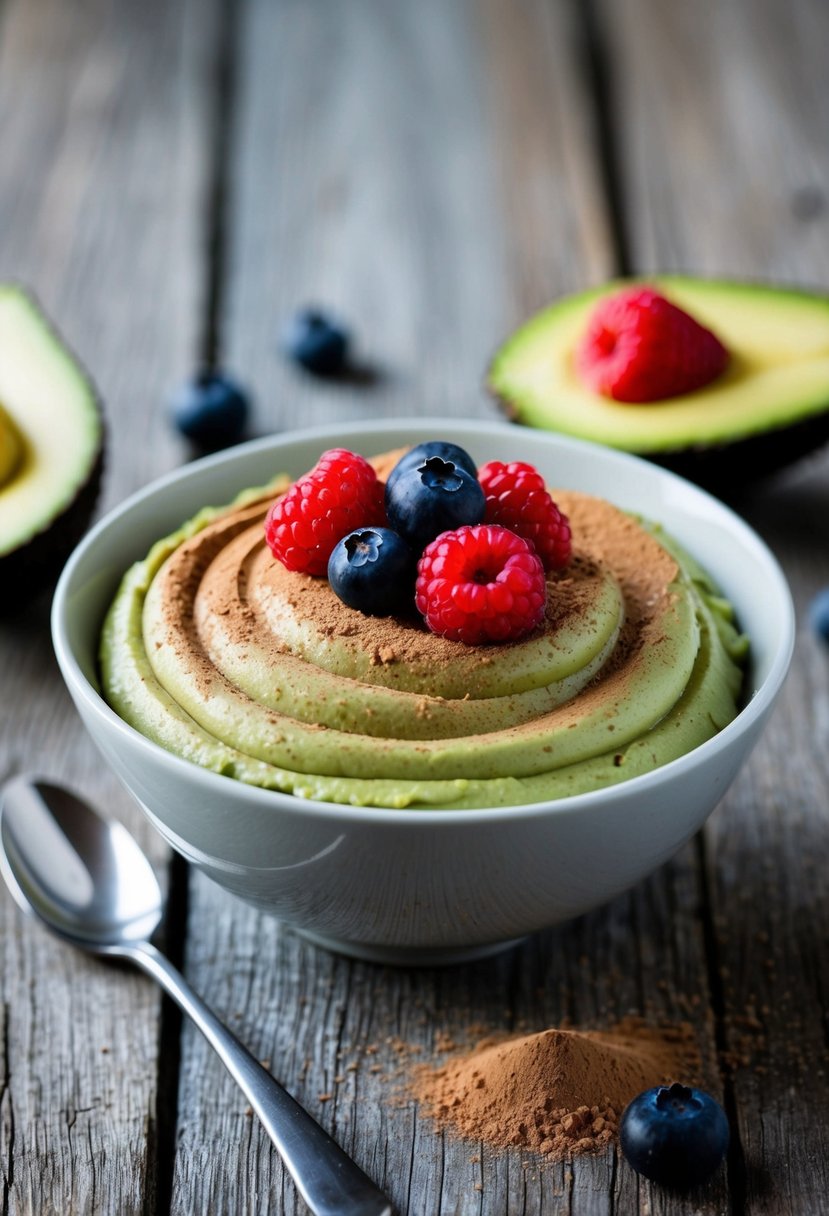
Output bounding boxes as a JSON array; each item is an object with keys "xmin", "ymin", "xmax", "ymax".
[
  {"xmin": 480, "ymin": 0, "xmax": 613, "ymax": 316},
  {"xmin": 600, "ymin": 0, "xmax": 829, "ymax": 1211},
  {"xmin": 224, "ymin": 0, "xmax": 616, "ymax": 440},
  {"xmin": 600, "ymin": 0, "xmax": 829, "ymax": 284},
  {"xmin": 0, "ymin": 0, "xmax": 218, "ymax": 1211}
]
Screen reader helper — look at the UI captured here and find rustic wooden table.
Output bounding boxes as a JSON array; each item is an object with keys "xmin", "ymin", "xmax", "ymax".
[{"xmin": 2, "ymin": 1, "xmax": 829, "ymax": 1213}]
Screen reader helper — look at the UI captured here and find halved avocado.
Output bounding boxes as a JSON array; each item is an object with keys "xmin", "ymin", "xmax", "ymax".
[
  {"xmin": 0, "ymin": 286, "xmax": 104, "ymax": 602},
  {"xmin": 489, "ymin": 276, "xmax": 829, "ymax": 490}
]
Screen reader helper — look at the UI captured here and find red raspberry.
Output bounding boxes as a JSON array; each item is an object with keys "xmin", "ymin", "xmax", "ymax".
[
  {"xmin": 264, "ymin": 448, "xmax": 384, "ymax": 575},
  {"xmin": 415, "ymin": 524, "xmax": 546, "ymax": 644},
  {"xmin": 478, "ymin": 460, "xmax": 571, "ymax": 571},
  {"xmin": 576, "ymin": 286, "xmax": 730, "ymax": 402}
]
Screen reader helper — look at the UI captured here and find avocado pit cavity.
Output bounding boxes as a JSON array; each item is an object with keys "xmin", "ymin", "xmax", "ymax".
[{"xmin": 0, "ymin": 403, "xmax": 23, "ymax": 489}]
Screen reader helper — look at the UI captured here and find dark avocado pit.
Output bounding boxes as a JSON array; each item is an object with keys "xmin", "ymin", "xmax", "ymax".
[
  {"xmin": 0, "ymin": 286, "xmax": 104, "ymax": 604},
  {"xmin": 488, "ymin": 275, "xmax": 829, "ymax": 493}
]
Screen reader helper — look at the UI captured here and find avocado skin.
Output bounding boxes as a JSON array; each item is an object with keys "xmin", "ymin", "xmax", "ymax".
[
  {"xmin": 499, "ymin": 408, "xmax": 829, "ymax": 497},
  {"xmin": 489, "ymin": 276, "xmax": 829, "ymax": 491},
  {"xmin": 0, "ymin": 288, "xmax": 105, "ymax": 609},
  {"xmin": 648, "ymin": 409, "xmax": 829, "ymax": 494}
]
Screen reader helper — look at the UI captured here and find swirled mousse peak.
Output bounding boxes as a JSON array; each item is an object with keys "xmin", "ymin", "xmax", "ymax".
[
  {"xmin": 264, "ymin": 442, "xmax": 572, "ymax": 646},
  {"xmin": 100, "ymin": 450, "xmax": 748, "ymax": 810}
]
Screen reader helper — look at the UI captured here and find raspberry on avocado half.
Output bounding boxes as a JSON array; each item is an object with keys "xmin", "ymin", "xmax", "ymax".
[
  {"xmin": 488, "ymin": 275, "xmax": 829, "ymax": 491},
  {"xmin": 576, "ymin": 286, "xmax": 730, "ymax": 402}
]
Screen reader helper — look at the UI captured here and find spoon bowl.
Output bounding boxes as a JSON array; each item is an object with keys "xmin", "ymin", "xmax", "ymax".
[{"xmin": 0, "ymin": 776, "xmax": 162, "ymax": 946}]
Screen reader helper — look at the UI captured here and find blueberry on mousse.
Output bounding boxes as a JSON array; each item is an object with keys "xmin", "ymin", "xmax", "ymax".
[
  {"xmin": 385, "ymin": 453, "xmax": 485, "ymax": 552},
  {"xmin": 280, "ymin": 309, "xmax": 351, "ymax": 376},
  {"xmin": 385, "ymin": 441, "xmax": 479, "ymax": 494},
  {"xmin": 619, "ymin": 1083, "xmax": 730, "ymax": 1189},
  {"xmin": 328, "ymin": 527, "xmax": 414, "ymax": 615},
  {"xmin": 169, "ymin": 371, "xmax": 250, "ymax": 450}
]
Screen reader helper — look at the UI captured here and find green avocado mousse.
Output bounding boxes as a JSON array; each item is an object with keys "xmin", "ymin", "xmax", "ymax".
[{"xmin": 99, "ymin": 447, "xmax": 748, "ymax": 811}]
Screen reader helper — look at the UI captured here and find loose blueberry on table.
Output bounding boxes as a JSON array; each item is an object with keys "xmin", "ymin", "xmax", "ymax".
[
  {"xmin": 279, "ymin": 308, "xmax": 351, "ymax": 376},
  {"xmin": 619, "ymin": 1083, "xmax": 730, "ymax": 1189},
  {"xmin": 809, "ymin": 587, "xmax": 829, "ymax": 644},
  {"xmin": 169, "ymin": 371, "xmax": 250, "ymax": 450}
]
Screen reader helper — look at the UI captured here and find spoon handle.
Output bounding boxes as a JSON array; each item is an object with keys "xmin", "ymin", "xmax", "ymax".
[{"xmin": 126, "ymin": 941, "xmax": 393, "ymax": 1216}]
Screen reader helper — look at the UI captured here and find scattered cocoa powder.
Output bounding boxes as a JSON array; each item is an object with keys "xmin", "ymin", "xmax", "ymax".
[{"xmin": 410, "ymin": 1019, "xmax": 699, "ymax": 1160}]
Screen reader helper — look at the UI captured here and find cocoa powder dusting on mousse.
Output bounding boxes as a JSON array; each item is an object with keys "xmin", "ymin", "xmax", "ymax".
[{"xmin": 410, "ymin": 1019, "xmax": 699, "ymax": 1159}]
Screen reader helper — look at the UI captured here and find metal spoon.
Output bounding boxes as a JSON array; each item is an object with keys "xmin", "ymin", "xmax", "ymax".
[{"xmin": 0, "ymin": 776, "xmax": 393, "ymax": 1216}]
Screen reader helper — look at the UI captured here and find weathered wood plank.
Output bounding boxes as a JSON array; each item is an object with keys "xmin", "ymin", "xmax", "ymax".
[
  {"xmin": 224, "ymin": 0, "xmax": 615, "ymax": 439},
  {"xmin": 600, "ymin": 0, "xmax": 829, "ymax": 1211},
  {"xmin": 479, "ymin": 0, "xmax": 613, "ymax": 315},
  {"xmin": 173, "ymin": 2, "xmax": 729, "ymax": 1214},
  {"xmin": 0, "ymin": 0, "xmax": 218, "ymax": 1211}
]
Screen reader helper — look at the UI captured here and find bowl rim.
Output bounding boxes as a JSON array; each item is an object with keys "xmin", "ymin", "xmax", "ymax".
[{"xmin": 52, "ymin": 417, "xmax": 796, "ymax": 827}]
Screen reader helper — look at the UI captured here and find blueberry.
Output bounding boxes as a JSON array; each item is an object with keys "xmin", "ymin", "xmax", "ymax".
[
  {"xmin": 385, "ymin": 456, "xmax": 485, "ymax": 552},
  {"xmin": 169, "ymin": 371, "xmax": 250, "ymax": 450},
  {"xmin": 620, "ymin": 1083, "xmax": 729, "ymax": 1190},
  {"xmin": 809, "ymin": 587, "xmax": 829, "ymax": 644},
  {"xmin": 328, "ymin": 527, "xmax": 415, "ymax": 615},
  {"xmin": 280, "ymin": 309, "xmax": 350, "ymax": 376},
  {"xmin": 386, "ymin": 442, "xmax": 478, "ymax": 493}
]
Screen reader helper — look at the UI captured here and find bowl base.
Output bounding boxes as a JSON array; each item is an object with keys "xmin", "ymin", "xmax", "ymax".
[{"xmin": 293, "ymin": 926, "xmax": 528, "ymax": 967}]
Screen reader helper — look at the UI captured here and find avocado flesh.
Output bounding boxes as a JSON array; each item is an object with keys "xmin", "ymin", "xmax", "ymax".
[
  {"xmin": 0, "ymin": 286, "xmax": 103, "ymax": 587},
  {"xmin": 489, "ymin": 276, "xmax": 829, "ymax": 456}
]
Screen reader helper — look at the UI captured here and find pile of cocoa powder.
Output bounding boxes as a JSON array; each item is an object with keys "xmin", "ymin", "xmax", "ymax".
[{"xmin": 411, "ymin": 1019, "xmax": 699, "ymax": 1159}]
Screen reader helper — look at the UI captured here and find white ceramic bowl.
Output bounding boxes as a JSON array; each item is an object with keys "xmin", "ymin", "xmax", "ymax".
[{"xmin": 52, "ymin": 419, "xmax": 794, "ymax": 964}]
